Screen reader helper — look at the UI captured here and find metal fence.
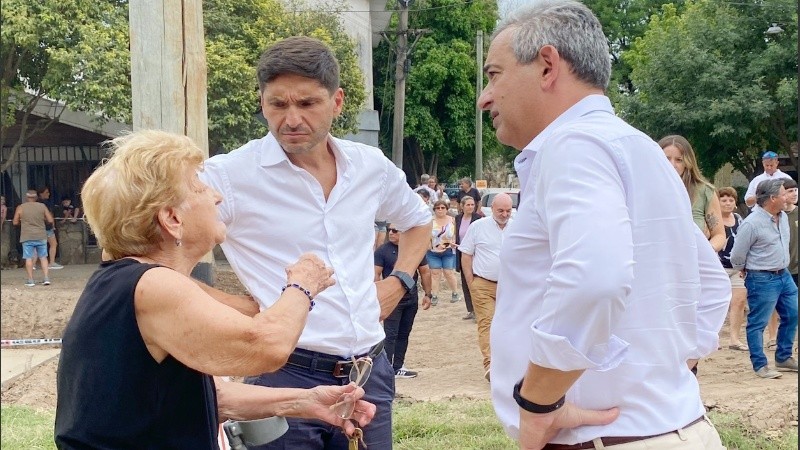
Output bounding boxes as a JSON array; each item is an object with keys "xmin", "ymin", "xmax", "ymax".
[{"xmin": 1, "ymin": 145, "xmax": 104, "ymax": 211}]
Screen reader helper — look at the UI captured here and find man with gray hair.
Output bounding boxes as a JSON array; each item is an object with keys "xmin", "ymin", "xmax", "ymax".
[
  {"xmin": 414, "ymin": 173, "xmax": 437, "ymax": 201},
  {"xmin": 479, "ymin": 1, "xmax": 730, "ymax": 448},
  {"xmin": 455, "ymin": 177, "xmax": 482, "ymax": 213},
  {"xmin": 730, "ymin": 178, "xmax": 798, "ymax": 379}
]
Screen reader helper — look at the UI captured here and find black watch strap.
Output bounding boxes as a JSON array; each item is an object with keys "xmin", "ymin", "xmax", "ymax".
[
  {"xmin": 513, "ymin": 379, "xmax": 566, "ymax": 414},
  {"xmin": 389, "ymin": 270, "xmax": 415, "ymax": 292}
]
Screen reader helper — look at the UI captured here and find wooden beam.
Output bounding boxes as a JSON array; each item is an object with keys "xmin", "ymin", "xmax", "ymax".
[{"xmin": 129, "ymin": 0, "xmax": 214, "ymax": 283}]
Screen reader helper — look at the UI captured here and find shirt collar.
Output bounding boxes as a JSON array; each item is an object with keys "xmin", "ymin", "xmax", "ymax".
[
  {"xmin": 515, "ymin": 94, "xmax": 614, "ymax": 166},
  {"xmin": 258, "ymin": 132, "xmax": 352, "ymax": 168},
  {"xmin": 258, "ymin": 132, "xmax": 353, "ymax": 185},
  {"xmin": 754, "ymin": 205, "xmax": 784, "ymax": 221}
]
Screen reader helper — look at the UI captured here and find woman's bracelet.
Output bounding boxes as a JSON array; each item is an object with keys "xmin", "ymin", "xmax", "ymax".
[{"xmin": 282, "ymin": 283, "xmax": 315, "ymax": 311}]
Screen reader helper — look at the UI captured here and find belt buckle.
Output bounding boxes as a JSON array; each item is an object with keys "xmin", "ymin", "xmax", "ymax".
[{"xmin": 332, "ymin": 360, "xmax": 352, "ymax": 378}]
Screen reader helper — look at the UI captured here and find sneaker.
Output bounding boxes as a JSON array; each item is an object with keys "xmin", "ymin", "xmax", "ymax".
[
  {"xmin": 776, "ymin": 357, "xmax": 798, "ymax": 371},
  {"xmin": 430, "ymin": 295, "xmax": 438, "ymax": 306},
  {"xmin": 462, "ymin": 312, "xmax": 475, "ymax": 320},
  {"xmin": 41, "ymin": 279, "xmax": 51, "ymax": 286},
  {"xmin": 49, "ymin": 263, "xmax": 64, "ymax": 269},
  {"xmin": 395, "ymin": 368, "xmax": 418, "ymax": 379},
  {"xmin": 450, "ymin": 292, "xmax": 460, "ymax": 303},
  {"xmin": 24, "ymin": 279, "xmax": 35, "ymax": 287},
  {"xmin": 754, "ymin": 366, "xmax": 782, "ymax": 379}
]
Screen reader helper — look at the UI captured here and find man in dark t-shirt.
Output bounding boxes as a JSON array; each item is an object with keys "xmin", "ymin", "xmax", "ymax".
[
  {"xmin": 374, "ymin": 223, "xmax": 432, "ymax": 378},
  {"xmin": 455, "ymin": 177, "xmax": 482, "ymax": 215}
]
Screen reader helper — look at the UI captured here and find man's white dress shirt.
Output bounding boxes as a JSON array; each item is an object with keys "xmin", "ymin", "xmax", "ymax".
[
  {"xmin": 491, "ymin": 95, "xmax": 730, "ymax": 444},
  {"xmin": 744, "ymin": 169, "xmax": 792, "ymax": 206},
  {"xmin": 201, "ymin": 133, "xmax": 431, "ymax": 357},
  {"xmin": 457, "ymin": 216, "xmax": 510, "ymax": 282}
]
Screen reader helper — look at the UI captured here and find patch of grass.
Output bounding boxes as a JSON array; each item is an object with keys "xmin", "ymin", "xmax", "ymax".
[
  {"xmin": 1, "ymin": 402, "xmax": 796, "ymax": 450},
  {"xmin": 393, "ymin": 397, "xmax": 516, "ymax": 449},
  {"xmin": 709, "ymin": 411, "xmax": 798, "ymax": 450},
  {"xmin": 1, "ymin": 405, "xmax": 56, "ymax": 450},
  {"xmin": 392, "ymin": 399, "xmax": 799, "ymax": 450}
]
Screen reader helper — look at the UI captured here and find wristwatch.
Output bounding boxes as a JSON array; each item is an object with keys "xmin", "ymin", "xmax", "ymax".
[
  {"xmin": 513, "ymin": 379, "xmax": 566, "ymax": 414},
  {"xmin": 389, "ymin": 270, "xmax": 415, "ymax": 293}
]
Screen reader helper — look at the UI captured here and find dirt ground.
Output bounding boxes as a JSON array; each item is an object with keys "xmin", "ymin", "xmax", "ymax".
[{"xmin": 1, "ymin": 263, "xmax": 797, "ymax": 435}]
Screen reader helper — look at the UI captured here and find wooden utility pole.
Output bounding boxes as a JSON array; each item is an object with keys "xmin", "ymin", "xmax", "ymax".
[
  {"xmin": 475, "ymin": 29, "xmax": 484, "ymax": 180},
  {"xmin": 391, "ymin": 0, "xmax": 410, "ymax": 169},
  {"xmin": 129, "ymin": 0, "xmax": 214, "ymax": 284}
]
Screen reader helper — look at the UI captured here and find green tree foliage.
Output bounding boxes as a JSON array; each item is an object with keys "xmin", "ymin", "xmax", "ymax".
[
  {"xmin": 204, "ymin": 0, "xmax": 366, "ymax": 153},
  {"xmin": 1, "ymin": 0, "xmax": 129, "ymax": 172},
  {"xmin": 374, "ymin": 0, "xmax": 508, "ymax": 184},
  {"xmin": 585, "ymin": 0, "xmax": 682, "ymax": 100},
  {"xmin": 621, "ymin": 0, "xmax": 797, "ymax": 178},
  {"xmin": 1, "ymin": 0, "xmax": 365, "ymax": 161}
]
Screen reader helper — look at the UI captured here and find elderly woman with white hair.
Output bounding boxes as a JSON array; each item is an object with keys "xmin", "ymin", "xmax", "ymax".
[{"xmin": 55, "ymin": 130, "xmax": 374, "ymax": 449}]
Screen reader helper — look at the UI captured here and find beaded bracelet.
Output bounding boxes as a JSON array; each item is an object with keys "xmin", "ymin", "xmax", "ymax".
[{"xmin": 282, "ymin": 283, "xmax": 315, "ymax": 311}]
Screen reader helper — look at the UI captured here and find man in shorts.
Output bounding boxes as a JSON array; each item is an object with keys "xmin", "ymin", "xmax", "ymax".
[{"xmin": 13, "ymin": 189, "xmax": 55, "ymax": 286}]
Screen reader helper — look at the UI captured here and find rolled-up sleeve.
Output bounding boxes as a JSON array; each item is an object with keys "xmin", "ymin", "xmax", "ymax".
[
  {"xmin": 729, "ymin": 221, "xmax": 754, "ymax": 270},
  {"xmin": 375, "ymin": 158, "xmax": 431, "ymax": 230},
  {"xmin": 529, "ymin": 133, "xmax": 633, "ymax": 372}
]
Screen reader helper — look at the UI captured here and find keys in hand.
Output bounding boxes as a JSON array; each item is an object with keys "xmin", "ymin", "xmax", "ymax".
[{"xmin": 349, "ymin": 427, "xmax": 365, "ymax": 449}]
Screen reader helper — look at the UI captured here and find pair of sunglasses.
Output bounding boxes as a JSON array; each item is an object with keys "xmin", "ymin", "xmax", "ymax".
[{"xmin": 330, "ymin": 356, "xmax": 373, "ymax": 419}]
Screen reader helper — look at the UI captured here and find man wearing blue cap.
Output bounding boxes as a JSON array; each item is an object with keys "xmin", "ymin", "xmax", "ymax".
[{"xmin": 744, "ymin": 151, "xmax": 792, "ymax": 208}]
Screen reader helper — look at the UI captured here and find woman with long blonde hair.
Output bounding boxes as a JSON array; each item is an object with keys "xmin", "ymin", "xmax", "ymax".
[{"xmin": 659, "ymin": 135, "xmax": 726, "ymax": 251}]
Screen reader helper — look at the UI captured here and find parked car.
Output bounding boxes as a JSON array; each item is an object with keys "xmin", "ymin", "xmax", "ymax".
[
  {"xmin": 443, "ymin": 185, "xmax": 461, "ymax": 200},
  {"xmin": 479, "ymin": 188, "xmax": 520, "ymax": 217}
]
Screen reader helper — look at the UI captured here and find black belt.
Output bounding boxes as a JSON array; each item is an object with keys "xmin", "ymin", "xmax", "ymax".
[
  {"xmin": 543, "ymin": 416, "xmax": 706, "ymax": 450},
  {"xmin": 748, "ymin": 268, "xmax": 786, "ymax": 275},
  {"xmin": 474, "ymin": 275, "xmax": 497, "ymax": 283},
  {"xmin": 286, "ymin": 341, "xmax": 384, "ymax": 378}
]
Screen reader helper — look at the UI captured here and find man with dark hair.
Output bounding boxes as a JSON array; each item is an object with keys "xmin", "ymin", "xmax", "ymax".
[
  {"xmin": 731, "ymin": 179, "xmax": 798, "ymax": 379},
  {"xmin": 416, "ymin": 188, "xmax": 431, "ymax": 208},
  {"xmin": 36, "ymin": 186, "xmax": 64, "ymax": 269},
  {"xmin": 200, "ymin": 36, "xmax": 431, "ymax": 449},
  {"xmin": 478, "ymin": 1, "xmax": 729, "ymax": 448},
  {"xmin": 374, "ymin": 223, "xmax": 432, "ymax": 378},
  {"xmin": 783, "ymin": 178, "xmax": 798, "ymax": 285}
]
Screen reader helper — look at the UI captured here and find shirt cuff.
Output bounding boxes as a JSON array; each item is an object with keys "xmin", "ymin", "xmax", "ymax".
[
  {"xmin": 689, "ymin": 329, "xmax": 720, "ymax": 359},
  {"xmin": 529, "ymin": 327, "xmax": 629, "ymax": 372}
]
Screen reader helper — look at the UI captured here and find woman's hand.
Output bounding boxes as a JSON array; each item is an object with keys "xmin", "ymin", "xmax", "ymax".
[
  {"xmin": 285, "ymin": 253, "xmax": 335, "ymax": 298},
  {"xmin": 298, "ymin": 384, "xmax": 376, "ymax": 436}
]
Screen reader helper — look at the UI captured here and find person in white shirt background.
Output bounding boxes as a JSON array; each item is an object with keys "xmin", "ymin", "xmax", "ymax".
[
  {"xmin": 477, "ymin": 1, "xmax": 731, "ymax": 449},
  {"xmin": 201, "ymin": 36, "xmax": 431, "ymax": 450},
  {"xmin": 458, "ymin": 192, "xmax": 513, "ymax": 383},
  {"xmin": 744, "ymin": 151, "xmax": 792, "ymax": 208}
]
